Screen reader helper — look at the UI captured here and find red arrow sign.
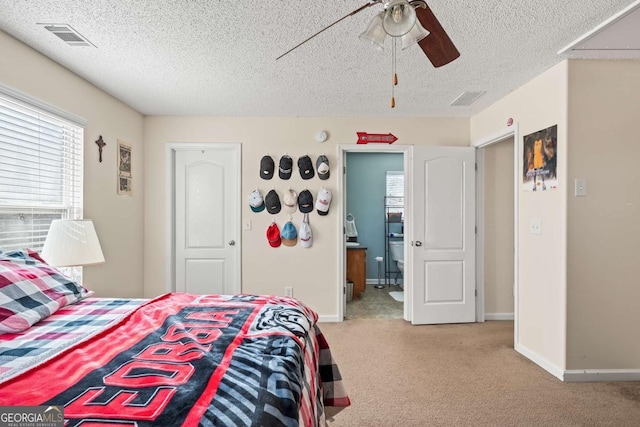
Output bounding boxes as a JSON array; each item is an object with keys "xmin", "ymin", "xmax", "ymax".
[{"xmin": 356, "ymin": 132, "xmax": 398, "ymax": 144}]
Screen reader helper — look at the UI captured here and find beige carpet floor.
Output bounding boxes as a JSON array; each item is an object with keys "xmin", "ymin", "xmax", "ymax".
[{"xmin": 320, "ymin": 319, "xmax": 640, "ymax": 427}]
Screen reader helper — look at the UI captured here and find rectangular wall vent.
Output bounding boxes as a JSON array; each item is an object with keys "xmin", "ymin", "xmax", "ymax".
[
  {"xmin": 450, "ymin": 91, "xmax": 486, "ymax": 107},
  {"xmin": 39, "ymin": 24, "xmax": 95, "ymax": 47}
]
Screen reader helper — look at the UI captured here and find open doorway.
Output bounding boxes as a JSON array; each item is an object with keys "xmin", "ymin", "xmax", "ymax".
[
  {"xmin": 344, "ymin": 152, "xmax": 404, "ymax": 319},
  {"xmin": 473, "ymin": 124, "xmax": 519, "ymax": 345},
  {"xmin": 338, "ymin": 145, "xmax": 411, "ymax": 322}
]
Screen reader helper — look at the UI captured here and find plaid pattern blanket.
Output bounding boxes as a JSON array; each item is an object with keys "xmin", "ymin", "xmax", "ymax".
[
  {"xmin": 0, "ymin": 293, "xmax": 350, "ymax": 426},
  {"xmin": 0, "ymin": 249, "xmax": 92, "ymax": 333},
  {"xmin": 0, "ymin": 298, "xmax": 146, "ymax": 382}
]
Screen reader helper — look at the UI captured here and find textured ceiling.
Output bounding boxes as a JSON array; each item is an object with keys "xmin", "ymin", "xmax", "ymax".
[{"xmin": 0, "ymin": 0, "xmax": 638, "ymax": 117}]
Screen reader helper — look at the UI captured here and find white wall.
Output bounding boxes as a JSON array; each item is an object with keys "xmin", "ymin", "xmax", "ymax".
[
  {"xmin": 0, "ymin": 31, "xmax": 145, "ymax": 298},
  {"xmin": 471, "ymin": 61, "xmax": 569, "ymax": 372},
  {"xmin": 143, "ymin": 117, "xmax": 468, "ymax": 317},
  {"xmin": 566, "ymin": 60, "xmax": 640, "ymax": 370}
]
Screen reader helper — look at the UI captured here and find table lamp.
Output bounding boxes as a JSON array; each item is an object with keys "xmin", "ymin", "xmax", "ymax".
[{"xmin": 40, "ymin": 219, "xmax": 105, "ymax": 275}]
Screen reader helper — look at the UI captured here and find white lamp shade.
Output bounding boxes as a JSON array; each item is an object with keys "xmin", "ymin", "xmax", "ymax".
[
  {"xmin": 41, "ymin": 219, "xmax": 105, "ymax": 267},
  {"xmin": 401, "ymin": 16, "xmax": 429, "ymax": 50}
]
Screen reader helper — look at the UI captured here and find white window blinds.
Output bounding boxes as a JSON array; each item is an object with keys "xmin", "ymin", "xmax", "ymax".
[
  {"xmin": 0, "ymin": 91, "xmax": 84, "ymax": 252},
  {"xmin": 385, "ymin": 171, "xmax": 404, "ymax": 213}
]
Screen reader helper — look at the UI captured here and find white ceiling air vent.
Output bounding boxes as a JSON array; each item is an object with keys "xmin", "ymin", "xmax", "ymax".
[
  {"xmin": 40, "ymin": 24, "xmax": 95, "ymax": 47},
  {"xmin": 450, "ymin": 91, "xmax": 486, "ymax": 107}
]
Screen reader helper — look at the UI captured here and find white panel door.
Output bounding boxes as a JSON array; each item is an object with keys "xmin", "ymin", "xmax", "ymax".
[
  {"xmin": 412, "ymin": 146, "xmax": 476, "ymax": 324},
  {"xmin": 174, "ymin": 145, "xmax": 240, "ymax": 295}
]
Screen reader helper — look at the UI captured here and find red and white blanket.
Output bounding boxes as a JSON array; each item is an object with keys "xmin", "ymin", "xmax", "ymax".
[{"xmin": 0, "ymin": 293, "xmax": 350, "ymax": 426}]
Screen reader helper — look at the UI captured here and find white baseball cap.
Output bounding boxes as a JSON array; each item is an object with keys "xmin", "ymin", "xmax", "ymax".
[
  {"xmin": 249, "ymin": 189, "xmax": 264, "ymax": 213},
  {"xmin": 283, "ymin": 189, "xmax": 298, "ymax": 214},
  {"xmin": 300, "ymin": 216, "xmax": 312, "ymax": 248},
  {"xmin": 315, "ymin": 188, "xmax": 332, "ymax": 216}
]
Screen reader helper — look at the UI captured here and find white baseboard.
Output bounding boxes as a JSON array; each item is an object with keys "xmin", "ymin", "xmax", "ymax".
[
  {"xmin": 318, "ymin": 314, "xmax": 342, "ymax": 323},
  {"xmin": 515, "ymin": 342, "xmax": 640, "ymax": 382},
  {"xmin": 563, "ymin": 369, "xmax": 640, "ymax": 382},
  {"xmin": 515, "ymin": 342, "xmax": 564, "ymax": 381},
  {"xmin": 485, "ymin": 313, "xmax": 514, "ymax": 320}
]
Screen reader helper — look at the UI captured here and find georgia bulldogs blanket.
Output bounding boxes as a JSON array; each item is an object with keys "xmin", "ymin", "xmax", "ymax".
[{"xmin": 0, "ymin": 293, "xmax": 350, "ymax": 426}]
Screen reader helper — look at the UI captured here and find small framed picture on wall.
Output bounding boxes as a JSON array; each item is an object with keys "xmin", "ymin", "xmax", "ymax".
[{"xmin": 117, "ymin": 140, "xmax": 132, "ymax": 195}]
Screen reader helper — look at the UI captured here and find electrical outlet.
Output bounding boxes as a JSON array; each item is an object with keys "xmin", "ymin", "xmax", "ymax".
[
  {"xmin": 284, "ymin": 287, "xmax": 293, "ymax": 298},
  {"xmin": 530, "ymin": 218, "xmax": 542, "ymax": 235}
]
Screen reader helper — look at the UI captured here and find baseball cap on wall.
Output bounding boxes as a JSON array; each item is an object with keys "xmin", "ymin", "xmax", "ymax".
[
  {"xmin": 279, "ymin": 155, "xmax": 293, "ymax": 180},
  {"xmin": 283, "ymin": 189, "xmax": 297, "ymax": 214},
  {"xmin": 300, "ymin": 214, "xmax": 312, "ymax": 248},
  {"xmin": 265, "ymin": 189, "xmax": 281, "ymax": 214},
  {"xmin": 260, "ymin": 155, "xmax": 274, "ymax": 180},
  {"xmin": 316, "ymin": 188, "xmax": 332, "ymax": 216},
  {"xmin": 298, "ymin": 189, "xmax": 314, "ymax": 213},
  {"xmin": 266, "ymin": 222, "xmax": 281, "ymax": 247},
  {"xmin": 249, "ymin": 189, "xmax": 265, "ymax": 212},
  {"xmin": 316, "ymin": 155, "xmax": 330, "ymax": 180},
  {"xmin": 280, "ymin": 221, "xmax": 298, "ymax": 246},
  {"xmin": 297, "ymin": 155, "xmax": 315, "ymax": 180}
]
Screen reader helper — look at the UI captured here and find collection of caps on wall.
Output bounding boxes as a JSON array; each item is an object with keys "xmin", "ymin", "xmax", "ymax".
[{"xmin": 250, "ymin": 154, "xmax": 331, "ymax": 248}]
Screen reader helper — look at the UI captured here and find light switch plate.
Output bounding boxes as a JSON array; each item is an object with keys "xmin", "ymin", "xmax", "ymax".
[
  {"xmin": 575, "ymin": 178, "xmax": 587, "ymax": 197},
  {"xmin": 243, "ymin": 218, "xmax": 252, "ymax": 231}
]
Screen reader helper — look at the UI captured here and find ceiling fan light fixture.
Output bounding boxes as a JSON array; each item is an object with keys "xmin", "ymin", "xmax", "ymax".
[
  {"xmin": 359, "ymin": 11, "xmax": 387, "ymax": 50},
  {"xmin": 400, "ymin": 15, "xmax": 429, "ymax": 50},
  {"xmin": 382, "ymin": 0, "xmax": 417, "ymax": 37}
]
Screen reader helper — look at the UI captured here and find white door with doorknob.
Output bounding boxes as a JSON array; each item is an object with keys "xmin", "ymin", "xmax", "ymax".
[
  {"xmin": 173, "ymin": 144, "xmax": 241, "ymax": 295},
  {"xmin": 412, "ymin": 146, "xmax": 476, "ymax": 324}
]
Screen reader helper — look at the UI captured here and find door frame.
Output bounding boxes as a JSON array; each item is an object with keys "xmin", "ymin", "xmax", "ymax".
[
  {"xmin": 471, "ymin": 124, "xmax": 520, "ymax": 344},
  {"xmin": 164, "ymin": 142, "xmax": 242, "ymax": 293},
  {"xmin": 338, "ymin": 144, "xmax": 413, "ymax": 322}
]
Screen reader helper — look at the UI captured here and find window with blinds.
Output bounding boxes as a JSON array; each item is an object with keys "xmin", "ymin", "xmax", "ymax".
[
  {"xmin": 0, "ymin": 91, "xmax": 84, "ymax": 252},
  {"xmin": 385, "ymin": 171, "xmax": 404, "ymax": 214}
]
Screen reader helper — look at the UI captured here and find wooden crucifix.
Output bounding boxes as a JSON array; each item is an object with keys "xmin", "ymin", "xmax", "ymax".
[{"xmin": 95, "ymin": 135, "xmax": 106, "ymax": 162}]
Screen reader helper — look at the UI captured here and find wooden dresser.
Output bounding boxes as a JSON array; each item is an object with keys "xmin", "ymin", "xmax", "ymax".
[{"xmin": 346, "ymin": 247, "xmax": 367, "ymax": 299}]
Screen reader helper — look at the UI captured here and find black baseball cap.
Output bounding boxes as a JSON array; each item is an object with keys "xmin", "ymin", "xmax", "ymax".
[
  {"xmin": 260, "ymin": 155, "xmax": 274, "ymax": 180},
  {"xmin": 265, "ymin": 189, "xmax": 281, "ymax": 214},
  {"xmin": 298, "ymin": 155, "xmax": 315, "ymax": 180},
  {"xmin": 298, "ymin": 189, "xmax": 313, "ymax": 213},
  {"xmin": 279, "ymin": 155, "xmax": 293, "ymax": 180}
]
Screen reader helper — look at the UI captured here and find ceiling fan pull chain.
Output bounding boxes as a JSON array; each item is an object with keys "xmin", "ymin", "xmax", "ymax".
[{"xmin": 391, "ymin": 37, "xmax": 397, "ymax": 108}]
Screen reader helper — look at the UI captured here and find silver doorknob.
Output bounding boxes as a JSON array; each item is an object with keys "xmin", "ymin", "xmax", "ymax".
[
  {"xmin": 415, "ymin": 241, "xmax": 423, "ymax": 247},
  {"xmin": 229, "ymin": 240, "xmax": 236, "ymax": 246}
]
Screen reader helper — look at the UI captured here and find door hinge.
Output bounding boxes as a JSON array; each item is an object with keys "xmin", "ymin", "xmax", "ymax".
[
  {"xmin": 475, "ymin": 225, "xmax": 477, "ymax": 234},
  {"xmin": 475, "ymin": 163, "xmax": 477, "ymax": 171},
  {"xmin": 343, "ymin": 166, "xmax": 346, "ymax": 174},
  {"xmin": 475, "ymin": 289, "xmax": 477, "ymax": 297}
]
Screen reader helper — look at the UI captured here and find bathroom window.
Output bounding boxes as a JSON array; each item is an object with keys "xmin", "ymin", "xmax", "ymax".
[{"xmin": 385, "ymin": 171, "xmax": 404, "ymax": 215}]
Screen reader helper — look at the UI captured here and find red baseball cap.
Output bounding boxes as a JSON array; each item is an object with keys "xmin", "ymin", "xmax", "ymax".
[{"xmin": 266, "ymin": 222, "xmax": 281, "ymax": 247}]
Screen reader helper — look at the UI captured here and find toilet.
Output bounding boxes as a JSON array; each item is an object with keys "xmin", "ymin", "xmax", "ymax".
[{"xmin": 388, "ymin": 241, "xmax": 404, "ymax": 277}]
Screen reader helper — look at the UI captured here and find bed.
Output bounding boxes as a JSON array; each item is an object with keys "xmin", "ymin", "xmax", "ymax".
[{"xmin": 0, "ymin": 249, "xmax": 350, "ymax": 426}]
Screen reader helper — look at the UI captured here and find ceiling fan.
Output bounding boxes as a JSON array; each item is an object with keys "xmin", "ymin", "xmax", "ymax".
[{"xmin": 276, "ymin": 0, "xmax": 460, "ymax": 68}]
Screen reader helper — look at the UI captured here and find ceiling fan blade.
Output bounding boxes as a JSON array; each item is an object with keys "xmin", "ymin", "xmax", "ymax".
[
  {"xmin": 276, "ymin": 1, "xmax": 380, "ymax": 61},
  {"xmin": 415, "ymin": 3, "xmax": 460, "ymax": 67}
]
